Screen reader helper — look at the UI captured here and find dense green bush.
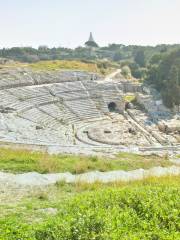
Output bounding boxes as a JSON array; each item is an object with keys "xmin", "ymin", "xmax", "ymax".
[
  {"xmin": 1, "ymin": 184, "xmax": 180, "ymax": 240},
  {"xmin": 146, "ymin": 49, "xmax": 180, "ymax": 108}
]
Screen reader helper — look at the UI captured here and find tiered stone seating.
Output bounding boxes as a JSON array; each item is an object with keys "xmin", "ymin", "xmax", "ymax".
[
  {"xmin": 38, "ymin": 103, "xmax": 81, "ymax": 124},
  {"xmin": 0, "ymin": 91, "xmax": 33, "ymax": 113},
  {"xmin": 32, "ymin": 71, "xmax": 98, "ymax": 85},
  {"xmin": 0, "ymin": 70, "xmax": 124, "ymax": 128},
  {"xmin": 49, "ymin": 82, "xmax": 88, "ymax": 100},
  {"xmin": 0, "ymin": 87, "xmax": 54, "ymax": 112},
  {"xmin": 0, "ymin": 70, "xmax": 35, "ymax": 89},
  {"xmin": 20, "ymin": 107, "xmax": 60, "ymax": 128},
  {"xmin": 65, "ymin": 98, "xmax": 102, "ymax": 121},
  {"xmin": 0, "ymin": 90, "xmax": 18, "ymax": 106},
  {"xmin": 7, "ymin": 86, "xmax": 50, "ymax": 99},
  {"xmin": 88, "ymin": 83, "xmax": 121, "ymax": 105},
  {"xmin": 0, "ymin": 69, "xmax": 99, "ymax": 91}
]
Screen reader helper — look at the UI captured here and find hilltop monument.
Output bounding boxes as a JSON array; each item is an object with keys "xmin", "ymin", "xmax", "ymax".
[{"xmin": 85, "ymin": 32, "xmax": 99, "ymax": 48}]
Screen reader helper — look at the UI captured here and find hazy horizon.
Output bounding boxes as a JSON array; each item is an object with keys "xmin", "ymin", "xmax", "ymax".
[{"xmin": 0, "ymin": 0, "xmax": 180, "ymax": 49}]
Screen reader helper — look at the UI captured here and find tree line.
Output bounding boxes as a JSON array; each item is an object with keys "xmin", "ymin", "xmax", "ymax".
[
  {"xmin": 0, "ymin": 44, "xmax": 179, "ymax": 63},
  {"xmin": 146, "ymin": 49, "xmax": 180, "ymax": 108}
]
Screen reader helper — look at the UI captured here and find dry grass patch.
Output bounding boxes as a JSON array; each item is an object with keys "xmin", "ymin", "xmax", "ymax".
[
  {"xmin": 30, "ymin": 60, "xmax": 99, "ymax": 73},
  {"xmin": 58, "ymin": 175, "xmax": 180, "ymax": 193},
  {"xmin": 37, "ymin": 155, "xmax": 60, "ymax": 173}
]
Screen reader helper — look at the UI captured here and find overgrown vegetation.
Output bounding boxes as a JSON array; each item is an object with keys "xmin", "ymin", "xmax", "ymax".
[
  {"xmin": 146, "ymin": 49, "xmax": 180, "ymax": 108},
  {"xmin": 0, "ymin": 59, "xmax": 116, "ymax": 76},
  {"xmin": 30, "ymin": 60, "xmax": 99, "ymax": 72},
  {"xmin": 0, "ymin": 148, "xmax": 173, "ymax": 174},
  {"xmin": 1, "ymin": 176, "xmax": 179, "ymax": 240},
  {"xmin": 120, "ymin": 47, "xmax": 180, "ymax": 108},
  {"xmin": 29, "ymin": 59, "xmax": 118, "ymax": 75}
]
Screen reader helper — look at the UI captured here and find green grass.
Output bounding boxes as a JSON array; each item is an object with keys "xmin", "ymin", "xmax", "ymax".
[
  {"xmin": 29, "ymin": 60, "xmax": 116, "ymax": 75},
  {"xmin": 29, "ymin": 60, "xmax": 106, "ymax": 73},
  {"xmin": 0, "ymin": 148, "xmax": 173, "ymax": 174},
  {"xmin": 0, "ymin": 60, "xmax": 99, "ymax": 72},
  {"xmin": 0, "ymin": 147, "xmax": 178, "ymax": 239},
  {"xmin": 0, "ymin": 60, "xmax": 116, "ymax": 75},
  {"xmin": 0, "ymin": 176, "xmax": 179, "ymax": 240}
]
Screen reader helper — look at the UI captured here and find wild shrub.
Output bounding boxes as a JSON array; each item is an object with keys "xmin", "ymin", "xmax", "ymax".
[
  {"xmin": 35, "ymin": 185, "xmax": 180, "ymax": 239},
  {"xmin": 2, "ymin": 184, "xmax": 179, "ymax": 240}
]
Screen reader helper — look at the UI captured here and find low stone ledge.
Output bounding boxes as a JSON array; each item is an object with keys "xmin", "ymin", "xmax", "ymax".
[{"xmin": 0, "ymin": 166, "xmax": 179, "ymax": 186}]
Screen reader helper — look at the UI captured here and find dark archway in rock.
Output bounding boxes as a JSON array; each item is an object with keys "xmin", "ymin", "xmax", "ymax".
[{"xmin": 108, "ymin": 102, "xmax": 117, "ymax": 112}]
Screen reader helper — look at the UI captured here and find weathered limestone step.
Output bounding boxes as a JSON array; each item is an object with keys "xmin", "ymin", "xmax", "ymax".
[{"xmin": 0, "ymin": 166, "xmax": 179, "ymax": 186}]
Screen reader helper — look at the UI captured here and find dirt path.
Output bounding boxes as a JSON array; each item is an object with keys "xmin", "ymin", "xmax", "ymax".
[{"xmin": 98, "ymin": 69, "xmax": 121, "ymax": 83}]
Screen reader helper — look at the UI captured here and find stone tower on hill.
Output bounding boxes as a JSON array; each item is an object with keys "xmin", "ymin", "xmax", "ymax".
[{"xmin": 85, "ymin": 32, "xmax": 99, "ymax": 48}]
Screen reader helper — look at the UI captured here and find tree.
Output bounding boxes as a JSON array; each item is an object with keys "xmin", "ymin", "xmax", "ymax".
[
  {"xmin": 168, "ymin": 66, "xmax": 179, "ymax": 105},
  {"xmin": 121, "ymin": 66, "xmax": 131, "ymax": 78},
  {"xmin": 162, "ymin": 66, "xmax": 180, "ymax": 108},
  {"xmin": 113, "ymin": 51, "xmax": 123, "ymax": 61},
  {"xmin": 150, "ymin": 54, "xmax": 163, "ymax": 65},
  {"xmin": 134, "ymin": 50, "xmax": 146, "ymax": 67}
]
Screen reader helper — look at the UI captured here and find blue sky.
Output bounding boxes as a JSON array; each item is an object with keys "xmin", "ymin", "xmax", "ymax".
[{"xmin": 0, "ymin": 0, "xmax": 179, "ymax": 48}]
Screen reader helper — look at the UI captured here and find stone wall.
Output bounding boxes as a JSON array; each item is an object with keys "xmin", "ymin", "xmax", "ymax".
[{"xmin": 120, "ymin": 81, "xmax": 143, "ymax": 93}]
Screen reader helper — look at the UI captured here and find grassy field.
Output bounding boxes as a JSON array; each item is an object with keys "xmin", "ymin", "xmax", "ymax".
[
  {"xmin": 30, "ymin": 60, "xmax": 99, "ymax": 72},
  {"xmin": 0, "ymin": 176, "xmax": 179, "ymax": 240},
  {"xmin": 0, "ymin": 60, "xmax": 115, "ymax": 75},
  {"xmin": 29, "ymin": 60, "xmax": 115, "ymax": 75},
  {"xmin": 0, "ymin": 148, "xmax": 173, "ymax": 174},
  {"xmin": 0, "ymin": 60, "xmax": 99, "ymax": 72},
  {"xmin": 0, "ymin": 148, "xmax": 179, "ymax": 239}
]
